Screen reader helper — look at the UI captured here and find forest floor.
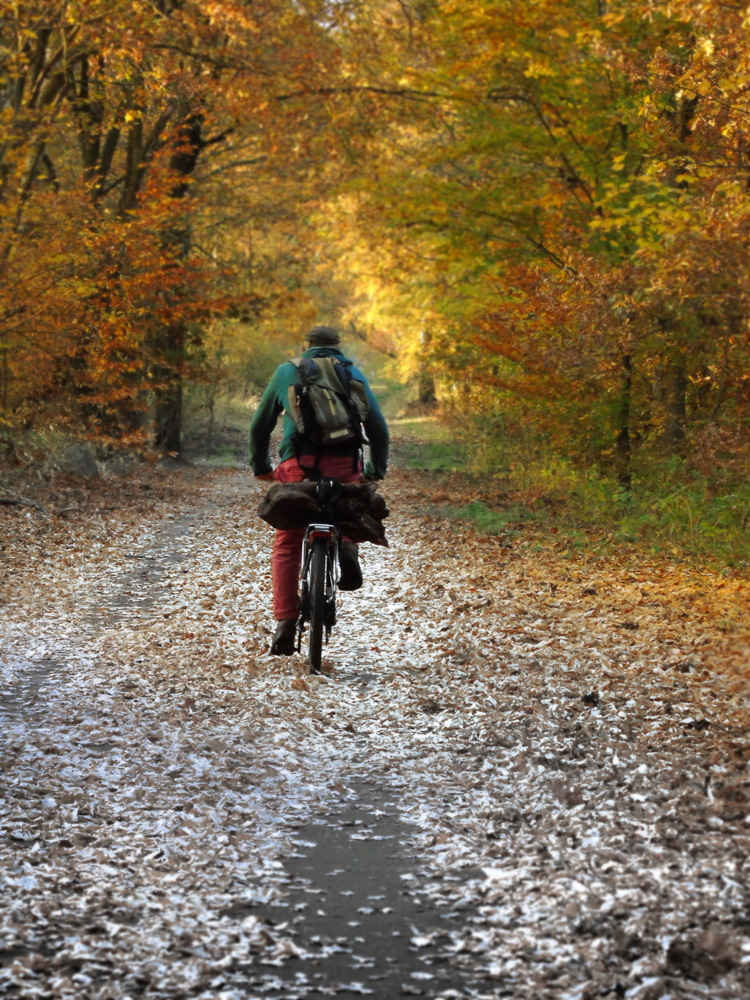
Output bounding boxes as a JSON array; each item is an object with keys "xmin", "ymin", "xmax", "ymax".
[{"xmin": 2, "ymin": 455, "xmax": 750, "ymax": 1000}]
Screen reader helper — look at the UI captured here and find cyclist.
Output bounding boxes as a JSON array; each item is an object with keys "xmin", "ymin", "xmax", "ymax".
[{"xmin": 250, "ymin": 325, "xmax": 389, "ymax": 655}]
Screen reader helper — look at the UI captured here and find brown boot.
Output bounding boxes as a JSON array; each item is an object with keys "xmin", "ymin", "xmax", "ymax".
[{"xmin": 270, "ymin": 619, "xmax": 297, "ymax": 655}]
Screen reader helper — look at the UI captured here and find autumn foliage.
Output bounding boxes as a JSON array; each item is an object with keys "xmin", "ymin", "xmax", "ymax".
[
  {"xmin": 333, "ymin": 0, "xmax": 750, "ymax": 489},
  {"xmin": 0, "ymin": 0, "xmax": 345, "ymax": 455},
  {"xmin": 1, "ymin": 0, "xmax": 749, "ymax": 492}
]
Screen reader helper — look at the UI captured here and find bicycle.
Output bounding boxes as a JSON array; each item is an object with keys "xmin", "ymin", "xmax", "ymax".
[{"xmin": 296, "ymin": 478, "xmax": 342, "ymax": 673}]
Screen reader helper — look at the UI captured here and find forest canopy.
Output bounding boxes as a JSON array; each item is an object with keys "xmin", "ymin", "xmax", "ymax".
[{"xmin": 1, "ymin": 0, "xmax": 748, "ymax": 493}]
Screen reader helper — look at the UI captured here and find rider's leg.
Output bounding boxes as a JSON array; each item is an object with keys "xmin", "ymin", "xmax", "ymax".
[
  {"xmin": 270, "ymin": 453, "xmax": 365, "ymax": 625},
  {"xmin": 271, "ymin": 457, "xmax": 310, "ymax": 623},
  {"xmin": 272, "ymin": 524, "xmax": 306, "ymax": 620}
]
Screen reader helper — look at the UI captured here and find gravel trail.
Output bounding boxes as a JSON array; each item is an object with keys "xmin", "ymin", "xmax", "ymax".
[{"xmin": 1, "ymin": 466, "xmax": 749, "ymax": 1000}]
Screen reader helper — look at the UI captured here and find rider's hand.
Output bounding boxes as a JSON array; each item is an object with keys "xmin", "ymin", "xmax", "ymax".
[{"xmin": 255, "ymin": 472, "xmax": 275, "ymax": 482}]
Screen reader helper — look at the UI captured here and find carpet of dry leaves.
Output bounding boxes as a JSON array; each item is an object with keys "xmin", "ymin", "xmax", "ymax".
[{"xmin": 2, "ymin": 463, "xmax": 750, "ymax": 1000}]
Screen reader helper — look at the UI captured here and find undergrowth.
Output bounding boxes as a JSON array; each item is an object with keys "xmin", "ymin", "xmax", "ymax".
[
  {"xmin": 398, "ymin": 412, "xmax": 750, "ymax": 571},
  {"xmin": 183, "ymin": 379, "xmax": 750, "ymax": 572},
  {"xmin": 569, "ymin": 475, "xmax": 750, "ymax": 569},
  {"xmin": 434, "ymin": 475, "xmax": 750, "ymax": 571}
]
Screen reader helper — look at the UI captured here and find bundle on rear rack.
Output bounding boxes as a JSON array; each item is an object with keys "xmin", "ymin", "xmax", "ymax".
[{"xmin": 258, "ymin": 481, "xmax": 389, "ymax": 546}]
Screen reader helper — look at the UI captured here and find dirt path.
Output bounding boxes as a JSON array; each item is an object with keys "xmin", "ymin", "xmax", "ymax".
[{"xmin": 1, "ymin": 466, "xmax": 750, "ymax": 1000}]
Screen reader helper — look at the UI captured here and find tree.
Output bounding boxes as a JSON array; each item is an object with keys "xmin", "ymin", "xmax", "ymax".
[
  {"xmin": 330, "ymin": 0, "xmax": 750, "ymax": 482},
  {"xmin": 0, "ymin": 0, "xmax": 352, "ymax": 454}
]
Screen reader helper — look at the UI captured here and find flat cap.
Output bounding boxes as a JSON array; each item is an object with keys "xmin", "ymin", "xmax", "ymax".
[{"xmin": 306, "ymin": 325, "xmax": 340, "ymax": 346}]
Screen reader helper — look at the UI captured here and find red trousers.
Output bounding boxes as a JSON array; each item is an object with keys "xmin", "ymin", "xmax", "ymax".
[{"xmin": 272, "ymin": 455, "xmax": 363, "ymax": 620}]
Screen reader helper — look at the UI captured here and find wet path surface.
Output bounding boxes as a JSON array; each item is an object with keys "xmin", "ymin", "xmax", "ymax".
[
  {"xmin": 1, "ymin": 467, "xmax": 750, "ymax": 999},
  {"xmin": 0, "ymin": 656, "xmax": 64, "ymax": 719},
  {"xmin": 241, "ymin": 783, "xmax": 487, "ymax": 998}
]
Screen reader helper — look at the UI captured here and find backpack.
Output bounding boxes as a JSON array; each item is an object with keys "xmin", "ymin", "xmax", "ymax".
[{"xmin": 287, "ymin": 356, "xmax": 370, "ymax": 469}]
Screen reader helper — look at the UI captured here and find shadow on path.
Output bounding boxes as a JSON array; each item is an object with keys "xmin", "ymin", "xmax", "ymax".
[{"xmin": 230, "ymin": 780, "xmax": 489, "ymax": 999}]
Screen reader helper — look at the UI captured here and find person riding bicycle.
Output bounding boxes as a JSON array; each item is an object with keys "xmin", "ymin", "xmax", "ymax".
[{"xmin": 250, "ymin": 325, "xmax": 389, "ymax": 655}]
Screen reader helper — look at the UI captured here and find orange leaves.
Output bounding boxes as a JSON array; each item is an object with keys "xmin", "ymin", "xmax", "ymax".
[
  {"xmin": 0, "ymin": 0, "xmax": 354, "ymax": 450},
  {"xmin": 342, "ymin": 0, "xmax": 750, "ymax": 479}
]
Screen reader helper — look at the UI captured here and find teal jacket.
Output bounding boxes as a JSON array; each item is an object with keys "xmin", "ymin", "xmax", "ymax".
[{"xmin": 249, "ymin": 347, "xmax": 389, "ymax": 479}]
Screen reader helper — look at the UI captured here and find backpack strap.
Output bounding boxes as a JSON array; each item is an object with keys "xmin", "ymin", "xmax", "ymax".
[
  {"xmin": 332, "ymin": 362, "xmax": 367, "ymax": 473},
  {"xmin": 292, "ymin": 357, "xmax": 323, "ymax": 476}
]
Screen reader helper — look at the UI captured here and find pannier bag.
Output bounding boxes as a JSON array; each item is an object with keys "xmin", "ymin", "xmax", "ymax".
[{"xmin": 258, "ymin": 481, "xmax": 389, "ymax": 546}]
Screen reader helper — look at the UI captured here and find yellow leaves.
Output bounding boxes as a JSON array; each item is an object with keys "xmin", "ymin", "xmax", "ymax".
[
  {"xmin": 600, "ymin": 10, "xmax": 627, "ymax": 29},
  {"xmin": 575, "ymin": 27, "xmax": 602, "ymax": 46},
  {"xmin": 635, "ymin": 236, "xmax": 660, "ymax": 252},
  {"xmin": 717, "ymin": 76, "xmax": 740, "ymax": 94},
  {"xmin": 70, "ymin": 280, "xmax": 99, "ymax": 299},
  {"xmin": 524, "ymin": 59, "xmax": 556, "ymax": 80},
  {"xmin": 588, "ymin": 215, "xmax": 620, "ymax": 233}
]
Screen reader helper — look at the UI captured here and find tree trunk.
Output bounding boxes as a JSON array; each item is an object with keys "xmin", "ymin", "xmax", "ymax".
[
  {"xmin": 153, "ymin": 321, "xmax": 184, "ymax": 453},
  {"xmin": 1, "ymin": 343, "xmax": 9, "ymax": 416},
  {"xmin": 418, "ymin": 370, "xmax": 436, "ymax": 405},
  {"xmin": 418, "ymin": 329, "xmax": 436, "ymax": 404},
  {"xmin": 664, "ymin": 360, "xmax": 688, "ymax": 454},
  {"xmin": 152, "ymin": 114, "xmax": 206, "ymax": 454},
  {"xmin": 615, "ymin": 353, "xmax": 632, "ymax": 490}
]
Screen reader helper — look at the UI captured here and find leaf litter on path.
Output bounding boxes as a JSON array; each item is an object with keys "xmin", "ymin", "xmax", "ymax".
[{"xmin": 1, "ymin": 466, "xmax": 750, "ymax": 999}]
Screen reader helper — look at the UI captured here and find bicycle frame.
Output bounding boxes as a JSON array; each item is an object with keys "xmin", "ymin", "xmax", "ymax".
[{"xmin": 297, "ymin": 507, "xmax": 341, "ymax": 661}]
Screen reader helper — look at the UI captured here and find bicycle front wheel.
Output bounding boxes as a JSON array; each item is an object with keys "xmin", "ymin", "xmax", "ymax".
[{"xmin": 308, "ymin": 537, "xmax": 328, "ymax": 673}]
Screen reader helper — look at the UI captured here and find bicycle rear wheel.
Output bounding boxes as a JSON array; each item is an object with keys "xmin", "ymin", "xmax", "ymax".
[{"xmin": 308, "ymin": 537, "xmax": 328, "ymax": 673}]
